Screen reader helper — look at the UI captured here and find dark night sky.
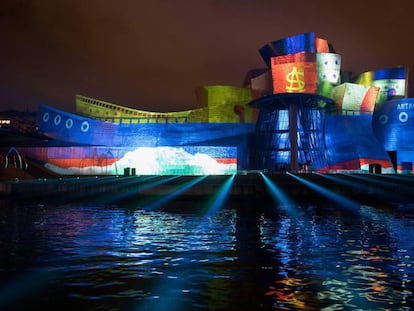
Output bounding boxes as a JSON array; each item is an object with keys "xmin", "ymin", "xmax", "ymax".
[{"xmin": 1, "ymin": 0, "xmax": 414, "ymax": 113}]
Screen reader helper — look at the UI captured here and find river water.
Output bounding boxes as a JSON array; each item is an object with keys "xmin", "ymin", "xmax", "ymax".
[{"xmin": 0, "ymin": 195, "xmax": 413, "ymax": 310}]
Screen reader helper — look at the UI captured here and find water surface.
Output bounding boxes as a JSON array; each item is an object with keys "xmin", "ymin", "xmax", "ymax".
[{"xmin": 0, "ymin": 197, "xmax": 413, "ymax": 310}]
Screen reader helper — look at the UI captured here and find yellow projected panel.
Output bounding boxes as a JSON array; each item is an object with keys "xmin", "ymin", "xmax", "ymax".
[
  {"xmin": 76, "ymin": 88, "xmax": 256, "ymax": 124},
  {"xmin": 75, "ymin": 95, "xmax": 206, "ymax": 123},
  {"xmin": 195, "ymin": 85, "xmax": 256, "ymax": 123}
]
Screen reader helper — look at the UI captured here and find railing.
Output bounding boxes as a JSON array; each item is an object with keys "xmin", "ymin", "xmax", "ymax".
[
  {"xmin": 94, "ymin": 116, "xmax": 190, "ymax": 124},
  {"xmin": 326, "ymin": 108, "xmax": 373, "ymax": 116}
]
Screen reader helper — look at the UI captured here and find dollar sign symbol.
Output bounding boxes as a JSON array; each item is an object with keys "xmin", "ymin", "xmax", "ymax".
[{"xmin": 285, "ymin": 66, "xmax": 305, "ymax": 92}]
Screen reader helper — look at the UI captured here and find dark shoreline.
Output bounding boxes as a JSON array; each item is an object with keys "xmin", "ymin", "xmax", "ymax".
[{"xmin": 2, "ymin": 173, "xmax": 414, "ymax": 205}]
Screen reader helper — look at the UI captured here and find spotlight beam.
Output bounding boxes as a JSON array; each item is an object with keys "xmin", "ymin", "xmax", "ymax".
[
  {"xmin": 85, "ymin": 175, "xmax": 165, "ymax": 204},
  {"xmin": 260, "ymin": 172, "xmax": 300, "ymax": 216},
  {"xmin": 202, "ymin": 174, "xmax": 236, "ymax": 216},
  {"xmin": 286, "ymin": 172, "xmax": 361, "ymax": 211},
  {"xmin": 143, "ymin": 176, "xmax": 207, "ymax": 210}
]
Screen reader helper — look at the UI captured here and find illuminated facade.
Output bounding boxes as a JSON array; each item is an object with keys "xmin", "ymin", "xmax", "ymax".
[
  {"xmin": 373, "ymin": 98, "xmax": 414, "ymax": 173},
  {"xmin": 76, "ymin": 85, "xmax": 257, "ymax": 123},
  {"xmin": 250, "ymin": 93, "xmax": 334, "ymax": 172},
  {"xmin": 4, "ymin": 32, "xmax": 413, "ymax": 176},
  {"xmin": 31, "ymin": 85, "xmax": 257, "ymax": 176},
  {"xmin": 249, "ymin": 32, "xmax": 406, "ymax": 173},
  {"xmin": 354, "ymin": 67, "xmax": 408, "ymax": 104}
]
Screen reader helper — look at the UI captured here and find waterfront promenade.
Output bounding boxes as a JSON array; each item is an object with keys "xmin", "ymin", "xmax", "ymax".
[{"xmin": 2, "ymin": 172, "xmax": 414, "ymax": 205}]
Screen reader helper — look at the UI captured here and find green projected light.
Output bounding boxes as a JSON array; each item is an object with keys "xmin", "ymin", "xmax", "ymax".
[{"xmin": 41, "ymin": 146, "xmax": 238, "ymax": 176}]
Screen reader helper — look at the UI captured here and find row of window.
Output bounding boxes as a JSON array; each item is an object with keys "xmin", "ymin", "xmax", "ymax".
[{"xmin": 78, "ymin": 96, "xmax": 191, "ymax": 119}]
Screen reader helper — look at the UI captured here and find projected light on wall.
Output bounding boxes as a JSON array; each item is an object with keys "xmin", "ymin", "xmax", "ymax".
[
  {"xmin": 249, "ymin": 93, "xmax": 334, "ymax": 172},
  {"xmin": 15, "ymin": 31, "xmax": 413, "ymax": 176},
  {"xmin": 355, "ymin": 67, "xmax": 408, "ymax": 103},
  {"xmin": 112, "ymin": 147, "xmax": 237, "ymax": 176},
  {"xmin": 330, "ymin": 83, "xmax": 379, "ymax": 114},
  {"xmin": 26, "ymin": 146, "xmax": 238, "ymax": 176},
  {"xmin": 317, "ymin": 52, "xmax": 341, "ymax": 97}
]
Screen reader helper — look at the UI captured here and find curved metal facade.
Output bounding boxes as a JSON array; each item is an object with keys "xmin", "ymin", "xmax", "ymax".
[
  {"xmin": 373, "ymin": 98, "xmax": 414, "ymax": 172},
  {"xmin": 37, "ymin": 104, "xmax": 255, "ymax": 148},
  {"xmin": 250, "ymin": 93, "xmax": 334, "ymax": 172},
  {"xmin": 324, "ymin": 113, "xmax": 394, "ymax": 172},
  {"xmin": 76, "ymin": 85, "xmax": 257, "ymax": 124},
  {"xmin": 250, "ymin": 93, "xmax": 395, "ymax": 173},
  {"xmin": 21, "ymin": 32, "xmax": 413, "ymax": 175}
]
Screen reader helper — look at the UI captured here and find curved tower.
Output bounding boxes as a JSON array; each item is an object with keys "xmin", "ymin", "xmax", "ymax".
[{"xmin": 249, "ymin": 93, "xmax": 334, "ymax": 172}]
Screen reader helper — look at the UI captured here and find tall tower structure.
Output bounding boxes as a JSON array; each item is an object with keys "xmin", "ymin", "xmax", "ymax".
[{"xmin": 249, "ymin": 93, "xmax": 334, "ymax": 172}]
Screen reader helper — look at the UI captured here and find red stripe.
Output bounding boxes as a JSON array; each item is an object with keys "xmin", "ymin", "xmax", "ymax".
[
  {"xmin": 319, "ymin": 158, "xmax": 393, "ymax": 172},
  {"xmin": 215, "ymin": 158, "xmax": 237, "ymax": 164},
  {"xmin": 359, "ymin": 158, "xmax": 393, "ymax": 168},
  {"xmin": 48, "ymin": 158, "xmax": 119, "ymax": 168}
]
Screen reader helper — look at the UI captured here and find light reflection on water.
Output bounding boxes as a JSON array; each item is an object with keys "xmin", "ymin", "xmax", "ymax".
[
  {"xmin": 0, "ymin": 199, "xmax": 413, "ymax": 310},
  {"xmin": 261, "ymin": 205, "xmax": 414, "ymax": 310}
]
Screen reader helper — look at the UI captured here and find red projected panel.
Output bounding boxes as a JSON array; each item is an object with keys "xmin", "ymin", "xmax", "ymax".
[
  {"xmin": 271, "ymin": 53, "xmax": 317, "ymax": 94},
  {"xmin": 315, "ymin": 37, "xmax": 330, "ymax": 53}
]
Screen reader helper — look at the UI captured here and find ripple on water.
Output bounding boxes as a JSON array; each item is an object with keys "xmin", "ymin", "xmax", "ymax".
[{"xmin": 0, "ymin": 201, "xmax": 413, "ymax": 310}]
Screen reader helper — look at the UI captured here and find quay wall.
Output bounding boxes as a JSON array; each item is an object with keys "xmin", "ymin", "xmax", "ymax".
[{"xmin": 2, "ymin": 173, "xmax": 414, "ymax": 204}]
